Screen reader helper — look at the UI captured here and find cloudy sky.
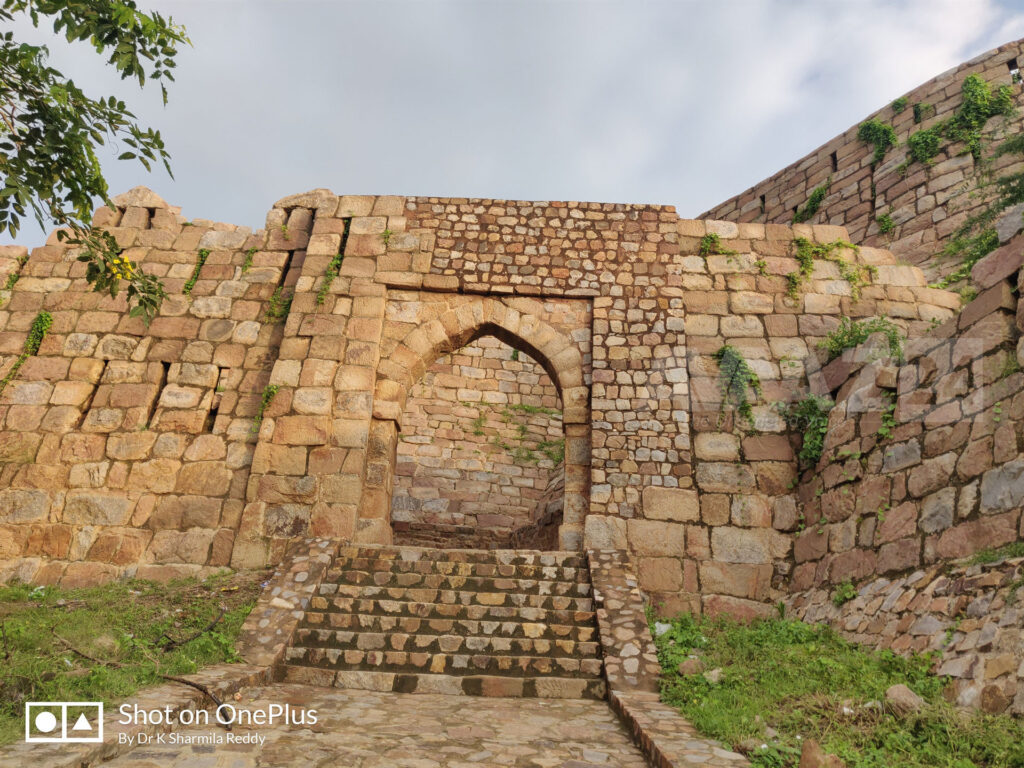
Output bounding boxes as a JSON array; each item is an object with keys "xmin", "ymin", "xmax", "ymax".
[{"xmin": 5, "ymin": 0, "xmax": 1024, "ymax": 245}]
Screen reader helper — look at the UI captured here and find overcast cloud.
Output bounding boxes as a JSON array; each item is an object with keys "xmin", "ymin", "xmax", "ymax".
[{"xmin": 5, "ymin": 0, "xmax": 1024, "ymax": 244}]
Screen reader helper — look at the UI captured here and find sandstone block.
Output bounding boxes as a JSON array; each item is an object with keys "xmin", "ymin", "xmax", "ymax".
[
  {"xmin": 626, "ymin": 519, "xmax": 686, "ymax": 557},
  {"xmin": 710, "ymin": 526, "xmax": 771, "ymax": 564},
  {"xmin": 641, "ymin": 486, "xmax": 699, "ymax": 522}
]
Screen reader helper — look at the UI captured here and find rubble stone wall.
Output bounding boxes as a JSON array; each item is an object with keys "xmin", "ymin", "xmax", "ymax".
[
  {"xmin": 701, "ymin": 39, "xmax": 1024, "ymax": 274},
  {"xmin": 787, "ymin": 556, "xmax": 1024, "ymax": 716},
  {"xmin": 391, "ymin": 334, "xmax": 563, "ymax": 547},
  {"xmin": 785, "ymin": 243, "xmax": 1024, "ymax": 594}
]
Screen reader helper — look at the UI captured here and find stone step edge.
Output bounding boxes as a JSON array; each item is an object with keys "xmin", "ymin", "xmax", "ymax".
[
  {"xmin": 328, "ymin": 562, "xmax": 589, "ymax": 582},
  {"xmin": 326, "ymin": 569, "xmax": 591, "ymax": 588},
  {"xmin": 341, "ymin": 544, "xmax": 583, "ymax": 558},
  {"xmin": 298, "ymin": 614, "xmax": 598, "ymax": 639},
  {"xmin": 285, "ymin": 648, "xmax": 604, "ymax": 676},
  {"xmin": 301, "ymin": 601, "xmax": 597, "ymax": 624},
  {"xmin": 316, "ymin": 591, "xmax": 594, "ymax": 610},
  {"xmin": 292, "ymin": 630, "xmax": 601, "ymax": 657},
  {"xmin": 281, "ymin": 664, "xmax": 608, "ymax": 700}
]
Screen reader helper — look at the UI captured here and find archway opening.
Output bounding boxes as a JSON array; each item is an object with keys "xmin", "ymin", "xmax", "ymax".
[{"xmin": 390, "ymin": 335, "xmax": 565, "ymax": 550}]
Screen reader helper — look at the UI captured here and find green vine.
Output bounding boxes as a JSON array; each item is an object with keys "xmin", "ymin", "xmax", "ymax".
[
  {"xmin": 713, "ymin": 345, "xmax": 762, "ymax": 431},
  {"xmin": 182, "ymin": 248, "xmax": 209, "ymax": 295},
  {"xmin": 786, "ymin": 238, "xmax": 875, "ymax": 301},
  {"xmin": 2, "ymin": 252, "xmax": 28, "ymax": 290},
  {"xmin": 912, "ymin": 102, "xmax": 933, "ymax": 124},
  {"xmin": 901, "ymin": 74, "xmax": 1015, "ymax": 171},
  {"xmin": 317, "ymin": 251, "xmax": 345, "ymax": 306},
  {"xmin": 241, "ymin": 247, "xmax": 257, "ymax": 274},
  {"xmin": 891, "ymin": 97, "xmax": 908, "ymax": 114},
  {"xmin": 792, "ymin": 178, "xmax": 831, "ymax": 224},
  {"xmin": 316, "ymin": 218, "xmax": 351, "ymax": 307},
  {"xmin": 832, "ymin": 580, "xmax": 857, "ymax": 607},
  {"xmin": 857, "ymin": 118, "xmax": 898, "ymax": 166},
  {"xmin": 876, "ymin": 391, "xmax": 897, "ymax": 442},
  {"xmin": 876, "ymin": 212, "xmax": 895, "ymax": 235},
  {"xmin": 250, "ymin": 384, "xmax": 279, "ymax": 434},
  {"xmin": 0, "ymin": 310, "xmax": 52, "ymax": 398},
  {"xmin": 818, "ymin": 316, "xmax": 904, "ymax": 362},
  {"xmin": 777, "ymin": 393, "xmax": 833, "ymax": 468},
  {"xmin": 698, "ymin": 233, "xmax": 737, "ymax": 257},
  {"xmin": 264, "ymin": 286, "xmax": 292, "ymax": 323}
]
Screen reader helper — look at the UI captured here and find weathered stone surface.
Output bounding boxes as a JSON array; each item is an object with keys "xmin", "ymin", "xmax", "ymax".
[
  {"xmin": 980, "ymin": 459, "xmax": 1024, "ymax": 513},
  {"xmin": 641, "ymin": 486, "xmax": 699, "ymax": 522},
  {"xmin": 710, "ymin": 526, "xmax": 771, "ymax": 564}
]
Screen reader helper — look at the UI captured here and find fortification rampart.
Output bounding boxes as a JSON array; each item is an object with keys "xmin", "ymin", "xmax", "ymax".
[
  {"xmin": 701, "ymin": 40, "xmax": 1024, "ymax": 277},
  {"xmin": 1, "ymin": 186, "xmax": 989, "ymax": 618}
]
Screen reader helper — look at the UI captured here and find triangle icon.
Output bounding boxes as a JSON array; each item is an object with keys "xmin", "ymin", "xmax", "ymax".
[{"xmin": 72, "ymin": 713, "xmax": 92, "ymax": 731}]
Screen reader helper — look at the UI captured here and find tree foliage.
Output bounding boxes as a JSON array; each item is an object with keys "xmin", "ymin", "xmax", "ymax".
[{"xmin": 0, "ymin": 0, "xmax": 188, "ymax": 322}]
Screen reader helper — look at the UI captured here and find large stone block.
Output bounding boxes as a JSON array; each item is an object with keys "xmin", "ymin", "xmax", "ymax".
[
  {"xmin": 980, "ymin": 459, "xmax": 1024, "ymax": 514},
  {"xmin": 641, "ymin": 486, "xmax": 699, "ymax": 522},
  {"xmin": 583, "ymin": 515, "xmax": 627, "ymax": 549},
  {"xmin": 695, "ymin": 462, "xmax": 757, "ymax": 493},
  {"xmin": 699, "ymin": 561, "xmax": 771, "ymax": 600},
  {"xmin": 63, "ymin": 491, "xmax": 133, "ymax": 526},
  {"xmin": 637, "ymin": 557, "xmax": 683, "ymax": 592},
  {"xmin": 626, "ymin": 519, "xmax": 686, "ymax": 557},
  {"xmin": 0, "ymin": 489, "xmax": 50, "ymax": 524},
  {"xmin": 710, "ymin": 526, "xmax": 771, "ymax": 564}
]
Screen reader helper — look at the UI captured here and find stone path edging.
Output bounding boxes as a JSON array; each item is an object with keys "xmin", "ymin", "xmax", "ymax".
[
  {"xmin": 236, "ymin": 537, "xmax": 341, "ymax": 670},
  {"xmin": 588, "ymin": 548, "xmax": 749, "ymax": 767}
]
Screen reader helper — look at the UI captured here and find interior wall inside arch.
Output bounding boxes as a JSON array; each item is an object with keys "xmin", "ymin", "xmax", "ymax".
[{"xmin": 391, "ymin": 335, "xmax": 564, "ymax": 549}]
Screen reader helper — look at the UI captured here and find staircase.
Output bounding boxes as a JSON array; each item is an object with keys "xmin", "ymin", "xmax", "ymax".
[{"xmin": 283, "ymin": 544, "xmax": 606, "ymax": 699}]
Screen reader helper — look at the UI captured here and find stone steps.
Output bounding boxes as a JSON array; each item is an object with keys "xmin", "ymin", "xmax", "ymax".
[
  {"xmin": 284, "ymin": 646, "xmax": 604, "ymax": 678},
  {"xmin": 283, "ymin": 666, "xmax": 607, "ymax": 699},
  {"xmin": 337, "ymin": 544, "xmax": 584, "ymax": 567},
  {"xmin": 285, "ymin": 544, "xmax": 604, "ymax": 699},
  {"xmin": 297, "ymin": 612, "xmax": 597, "ymax": 641},
  {"xmin": 314, "ymin": 587, "xmax": 593, "ymax": 612},
  {"xmin": 294, "ymin": 626, "xmax": 601, "ymax": 658},
  {"xmin": 330, "ymin": 557, "xmax": 586, "ymax": 581},
  {"xmin": 305, "ymin": 596, "xmax": 595, "ymax": 622},
  {"xmin": 327, "ymin": 569, "xmax": 591, "ymax": 595}
]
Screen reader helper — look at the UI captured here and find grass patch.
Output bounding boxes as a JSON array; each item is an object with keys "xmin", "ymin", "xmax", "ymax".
[
  {"xmin": 0, "ymin": 570, "xmax": 264, "ymax": 745},
  {"xmin": 968, "ymin": 541, "xmax": 1024, "ymax": 566},
  {"xmin": 651, "ymin": 613, "xmax": 1024, "ymax": 767}
]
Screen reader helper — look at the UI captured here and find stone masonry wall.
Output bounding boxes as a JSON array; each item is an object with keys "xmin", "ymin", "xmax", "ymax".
[
  {"xmin": 701, "ymin": 39, "xmax": 1024, "ymax": 276},
  {"xmin": 782, "ymin": 241, "xmax": 1024, "ymax": 595},
  {"xmin": 391, "ymin": 335, "xmax": 563, "ymax": 548},
  {"xmin": 0, "ymin": 186, "xmax": 1003, "ymax": 629}
]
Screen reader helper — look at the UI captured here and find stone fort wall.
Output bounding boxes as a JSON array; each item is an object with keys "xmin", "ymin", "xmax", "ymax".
[
  {"xmin": 2, "ymin": 186, "xmax": 991, "ymax": 615},
  {"xmin": 701, "ymin": 39, "xmax": 1024, "ymax": 276}
]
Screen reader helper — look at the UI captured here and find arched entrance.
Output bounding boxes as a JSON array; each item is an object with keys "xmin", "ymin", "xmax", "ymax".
[{"xmin": 361, "ymin": 297, "xmax": 590, "ymax": 550}]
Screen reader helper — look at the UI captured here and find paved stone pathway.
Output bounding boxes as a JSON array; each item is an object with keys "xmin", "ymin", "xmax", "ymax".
[{"xmin": 105, "ymin": 683, "xmax": 650, "ymax": 767}]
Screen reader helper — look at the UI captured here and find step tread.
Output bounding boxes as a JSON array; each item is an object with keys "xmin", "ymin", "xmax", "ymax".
[
  {"xmin": 314, "ymin": 586, "xmax": 592, "ymax": 610},
  {"xmin": 330, "ymin": 558, "xmax": 588, "ymax": 580},
  {"xmin": 284, "ymin": 647, "xmax": 604, "ymax": 678},
  {"xmin": 321, "ymin": 571, "xmax": 592, "ymax": 595},
  {"xmin": 337, "ymin": 546, "xmax": 584, "ymax": 568},
  {"xmin": 298, "ymin": 612, "xmax": 597, "ymax": 641},
  {"xmin": 282, "ymin": 665, "xmax": 607, "ymax": 699},
  {"xmin": 293, "ymin": 627, "xmax": 601, "ymax": 658}
]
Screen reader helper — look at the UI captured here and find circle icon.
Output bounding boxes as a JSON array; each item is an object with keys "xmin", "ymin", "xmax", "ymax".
[{"xmin": 34, "ymin": 711, "xmax": 58, "ymax": 733}]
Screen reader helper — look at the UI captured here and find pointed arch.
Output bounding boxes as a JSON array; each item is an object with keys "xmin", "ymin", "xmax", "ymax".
[{"xmin": 374, "ymin": 297, "xmax": 588, "ymax": 426}]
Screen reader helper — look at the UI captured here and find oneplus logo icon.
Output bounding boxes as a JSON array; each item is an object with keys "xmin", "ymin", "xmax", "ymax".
[{"xmin": 25, "ymin": 702, "xmax": 104, "ymax": 743}]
